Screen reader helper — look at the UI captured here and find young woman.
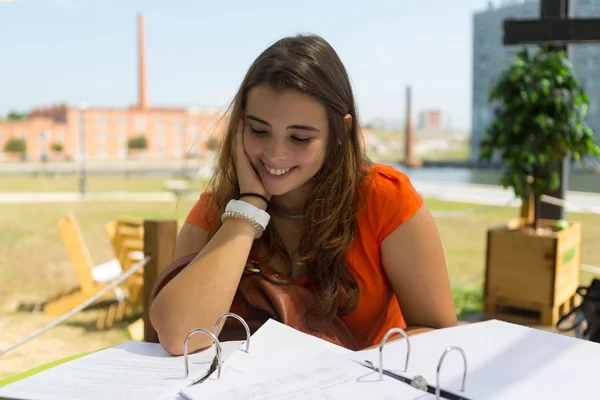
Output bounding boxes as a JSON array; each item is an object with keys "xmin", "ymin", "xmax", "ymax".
[{"xmin": 149, "ymin": 34, "xmax": 457, "ymax": 355}]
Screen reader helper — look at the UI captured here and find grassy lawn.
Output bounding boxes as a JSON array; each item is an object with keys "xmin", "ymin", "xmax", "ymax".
[
  {"xmin": 0, "ymin": 175, "xmax": 208, "ymax": 193},
  {"xmin": 1, "ymin": 197, "xmax": 599, "ymax": 378}
]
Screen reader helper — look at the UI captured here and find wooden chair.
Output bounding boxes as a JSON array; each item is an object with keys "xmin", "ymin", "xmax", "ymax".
[
  {"xmin": 96, "ymin": 217, "xmax": 146, "ymax": 330},
  {"xmin": 44, "ymin": 212, "xmax": 125, "ymax": 316},
  {"xmin": 105, "ymin": 217, "xmax": 144, "ymax": 271}
]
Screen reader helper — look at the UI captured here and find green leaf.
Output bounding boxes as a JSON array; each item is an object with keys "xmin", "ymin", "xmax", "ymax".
[{"xmin": 550, "ymin": 170, "xmax": 561, "ymax": 191}]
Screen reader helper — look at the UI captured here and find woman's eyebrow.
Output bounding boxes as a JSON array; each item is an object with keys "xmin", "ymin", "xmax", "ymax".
[{"xmin": 246, "ymin": 114, "xmax": 320, "ymax": 132}]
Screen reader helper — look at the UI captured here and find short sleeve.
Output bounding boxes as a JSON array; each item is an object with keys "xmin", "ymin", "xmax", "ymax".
[
  {"xmin": 185, "ymin": 192, "xmax": 219, "ymax": 232},
  {"xmin": 365, "ymin": 165, "xmax": 424, "ymax": 245}
]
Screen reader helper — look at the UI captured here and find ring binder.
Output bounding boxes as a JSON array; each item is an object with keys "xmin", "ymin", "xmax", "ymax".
[
  {"xmin": 183, "ymin": 328, "xmax": 222, "ymax": 380},
  {"xmin": 435, "ymin": 346, "xmax": 467, "ymax": 399},
  {"xmin": 377, "ymin": 328, "xmax": 410, "ymax": 381},
  {"xmin": 214, "ymin": 312, "xmax": 251, "ymax": 353},
  {"xmin": 364, "ymin": 331, "xmax": 471, "ymax": 400}
]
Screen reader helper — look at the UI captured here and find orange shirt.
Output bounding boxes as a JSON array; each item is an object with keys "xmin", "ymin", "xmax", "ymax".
[{"xmin": 185, "ymin": 164, "xmax": 424, "ymax": 349}]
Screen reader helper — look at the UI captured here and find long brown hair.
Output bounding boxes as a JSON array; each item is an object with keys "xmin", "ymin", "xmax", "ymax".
[{"xmin": 204, "ymin": 34, "xmax": 371, "ymax": 319}]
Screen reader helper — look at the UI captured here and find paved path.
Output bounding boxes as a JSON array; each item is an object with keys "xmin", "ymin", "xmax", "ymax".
[
  {"xmin": 2, "ymin": 179, "xmax": 600, "ymax": 214},
  {"xmin": 414, "ymin": 180, "xmax": 600, "ymax": 214}
]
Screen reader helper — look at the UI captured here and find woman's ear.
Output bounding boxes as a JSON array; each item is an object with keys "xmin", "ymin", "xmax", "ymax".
[{"xmin": 343, "ymin": 114, "xmax": 352, "ymax": 133}]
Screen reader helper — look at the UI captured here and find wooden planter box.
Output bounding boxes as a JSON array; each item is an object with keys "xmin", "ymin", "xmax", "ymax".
[{"xmin": 483, "ymin": 218, "xmax": 582, "ymax": 326}]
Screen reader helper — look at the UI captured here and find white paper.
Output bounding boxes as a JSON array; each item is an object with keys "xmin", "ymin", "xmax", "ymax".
[
  {"xmin": 201, "ymin": 319, "xmax": 352, "ymax": 382},
  {"xmin": 0, "ymin": 340, "xmax": 244, "ymax": 400},
  {"xmin": 180, "ymin": 351, "xmax": 426, "ymax": 400},
  {"xmin": 351, "ymin": 319, "xmax": 600, "ymax": 400}
]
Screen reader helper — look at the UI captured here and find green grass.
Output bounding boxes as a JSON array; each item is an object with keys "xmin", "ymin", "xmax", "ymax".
[
  {"xmin": 419, "ymin": 146, "xmax": 470, "ymax": 161},
  {"xmin": 2, "ymin": 197, "xmax": 599, "ymax": 310},
  {"xmin": 452, "ymin": 283, "xmax": 484, "ymax": 320},
  {"xmin": 0, "ymin": 200, "xmax": 197, "ymax": 305}
]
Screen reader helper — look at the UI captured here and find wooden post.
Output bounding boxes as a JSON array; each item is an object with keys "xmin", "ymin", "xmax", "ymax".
[{"xmin": 142, "ymin": 219, "xmax": 178, "ymax": 343}]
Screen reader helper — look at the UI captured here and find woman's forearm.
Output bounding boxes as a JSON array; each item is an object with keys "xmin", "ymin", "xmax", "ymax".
[{"xmin": 149, "ymin": 217, "xmax": 258, "ymax": 355}]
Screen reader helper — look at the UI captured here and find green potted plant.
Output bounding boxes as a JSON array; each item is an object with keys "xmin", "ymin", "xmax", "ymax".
[{"xmin": 478, "ymin": 45, "xmax": 600, "ymax": 326}]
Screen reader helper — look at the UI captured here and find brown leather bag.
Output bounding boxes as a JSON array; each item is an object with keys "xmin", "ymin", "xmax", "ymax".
[{"xmin": 149, "ymin": 252, "xmax": 360, "ymax": 351}]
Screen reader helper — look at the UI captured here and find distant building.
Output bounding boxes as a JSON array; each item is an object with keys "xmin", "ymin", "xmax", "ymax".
[
  {"xmin": 0, "ymin": 14, "xmax": 221, "ymax": 162},
  {"xmin": 470, "ymin": 0, "xmax": 600, "ymax": 162},
  {"xmin": 418, "ymin": 110, "xmax": 442, "ymax": 130}
]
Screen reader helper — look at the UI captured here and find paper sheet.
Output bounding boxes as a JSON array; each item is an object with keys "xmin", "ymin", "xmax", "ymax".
[
  {"xmin": 201, "ymin": 319, "xmax": 352, "ymax": 382},
  {"xmin": 0, "ymin": 340, "xmax": 244, "ymax": 400},
  {"xmin": 180, "ymin": 352, "xmax": 427, "ymax": 400},
  {"xmin": 351, "ymin": 319, "xmax": 600, "ymax": 399}
]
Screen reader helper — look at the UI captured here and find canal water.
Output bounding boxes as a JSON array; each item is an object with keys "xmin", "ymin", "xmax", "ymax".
[{"xmin": 392, "ymin": 165, "xmax": 600, "ymax": 194}]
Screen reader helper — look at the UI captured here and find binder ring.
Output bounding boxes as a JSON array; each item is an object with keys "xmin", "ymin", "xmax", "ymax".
[
  {"xmin": 183, "ymin": 328, "xmax": 222, "ymax": 379},
  {"xmin": 378, "ymin": 327, "xmax": 410, "ymax": 381},
  {"xmin": 214, "ymin": 312, "xmax": 251, "ymax": 353},
  {"xmin": 436, "ymin": 346, "xmax": 467, "ymax": 399}
]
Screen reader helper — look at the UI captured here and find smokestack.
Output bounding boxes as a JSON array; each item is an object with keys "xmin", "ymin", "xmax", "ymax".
[
  {"xmin": 403, "ymin": 86, "xmax": 422, "ymax": 168},
  {"xmin": 138, "ymin": 12, "xmax": 147, "ymax": 109}
]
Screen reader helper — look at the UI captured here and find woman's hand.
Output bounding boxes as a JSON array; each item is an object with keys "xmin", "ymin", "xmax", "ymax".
[{"xmin": 234, "ymin": 119, "xmax": 270, "ymax": 209}]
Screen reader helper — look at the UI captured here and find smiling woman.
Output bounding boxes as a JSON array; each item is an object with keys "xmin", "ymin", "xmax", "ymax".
[{"xmin": 149, "ymin": 34, "xmax": 457, "ymax": 356}]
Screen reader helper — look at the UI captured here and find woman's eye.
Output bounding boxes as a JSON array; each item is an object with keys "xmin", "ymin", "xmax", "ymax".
[
  {"xmin": 249, "ymin": 126, "xmax": 268, "ymax": 135},
  {"xmin": 291, "ymin": 136, "xmax": 311, "ymax": 144}
]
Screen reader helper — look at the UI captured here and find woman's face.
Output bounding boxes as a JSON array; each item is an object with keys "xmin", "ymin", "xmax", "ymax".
[{"xmin": 243, "ymin": 85, "xmax": 329, "ymax": 197}]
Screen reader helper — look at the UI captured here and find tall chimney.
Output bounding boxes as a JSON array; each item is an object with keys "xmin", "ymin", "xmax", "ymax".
[
  {"xmin": 138, "ymin": 12, "xmax": 147, "ymax": 109},
  {"xmin": 403, "ymin": 86, "xmax": 422, "ymax": 168}
]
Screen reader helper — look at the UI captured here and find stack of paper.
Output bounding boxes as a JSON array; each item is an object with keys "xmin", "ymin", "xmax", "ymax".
[
  {"xmin": 0, "ymin": 340, "xmax": 243, "ymax": 400},
  {"xmin": 351, "ymin": 319, "xmax": 600, "ymax": 399},
  {"xmin": 2, "ymin": 318, "xmax": 600, "ymax": 400},
  {"xmin": 180, "ymin": 352, "xmax": 425, "ymax": 400}
]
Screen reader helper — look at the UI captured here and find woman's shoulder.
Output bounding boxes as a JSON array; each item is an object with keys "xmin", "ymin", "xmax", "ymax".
[
  {"xmin": 361, "ymin": 163, "xmax": 421, "ymax": 200},
  {"xmin": 185, "ymin": 191, "xmax": 220, "ymax": 232},
  {"xmin": 357, "ymin": 163, "xmax": 424, "ymax": 243}
]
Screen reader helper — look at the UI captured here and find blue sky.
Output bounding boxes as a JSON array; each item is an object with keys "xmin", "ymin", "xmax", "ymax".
[{"xmin": 0, "ymin": 0, "xmax": 498, "ymax": 131}]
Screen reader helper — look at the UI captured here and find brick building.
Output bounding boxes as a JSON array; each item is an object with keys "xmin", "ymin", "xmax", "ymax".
[
  {"xmin": 0, "ymin": 14, "xmax": 221, "ymax": 162},
  {"xmin": 0, "ymin": 13, "xmax": 370, "ymax": 163}
]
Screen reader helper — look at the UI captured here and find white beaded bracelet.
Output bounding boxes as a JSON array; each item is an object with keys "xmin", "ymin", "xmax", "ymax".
[
  {"xmin": 221, "ymin": 211, "xmax": 265, "ymax": 239},
  {"xmin": 220, "ymin": 199, "xmax": 271, "ymax": 239}
]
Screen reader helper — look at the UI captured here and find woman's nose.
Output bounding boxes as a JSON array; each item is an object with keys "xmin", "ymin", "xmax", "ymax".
[{"xmin": 264, "ymin": 139, "xmax": 288, "ymax": 162}]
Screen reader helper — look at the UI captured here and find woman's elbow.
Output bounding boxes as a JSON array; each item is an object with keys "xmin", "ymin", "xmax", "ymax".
[{"xmin": 149, "ymin": 302, "xmax": 214, "ymax": 356}]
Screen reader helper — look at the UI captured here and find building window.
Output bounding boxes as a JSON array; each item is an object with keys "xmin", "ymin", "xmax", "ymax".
[
  {"xmin": 118, "ymin": 117, "xmax": 127, "ymax": 127},
  {"xmin": 155, "ymin": 118, "xmax": 163, "ymax": 128},
  {"xmin": 96, "ymin": 117, "xmax": 105, "ymax": 127},
  {"xmin": 136, "ymin": 117, "xmax": 145, "ymax": 130},
  {"xmin": 118, "ymin": 144, "xmax": 127, "ymax": 157},
  {"xmin": 118, "ymin": 131, "xmax": 127, "ymax": 143},
  {"xmin": 98, "ymin": 146, "xmax": 106, "ymax": 159},
  {"xmin": 97, "ymin": 131, "xmax": 106, "ymax": 143}
]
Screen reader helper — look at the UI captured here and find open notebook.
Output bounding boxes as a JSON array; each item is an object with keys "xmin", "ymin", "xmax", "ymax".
[{"xmin": 2, "ymin": 317, "xmax": 600, "ymax": 400}]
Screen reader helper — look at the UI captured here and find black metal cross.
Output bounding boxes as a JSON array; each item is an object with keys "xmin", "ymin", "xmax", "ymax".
[{"xmin": 503, "ymin": 0, "xmax": 600, "ymax": 220}]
